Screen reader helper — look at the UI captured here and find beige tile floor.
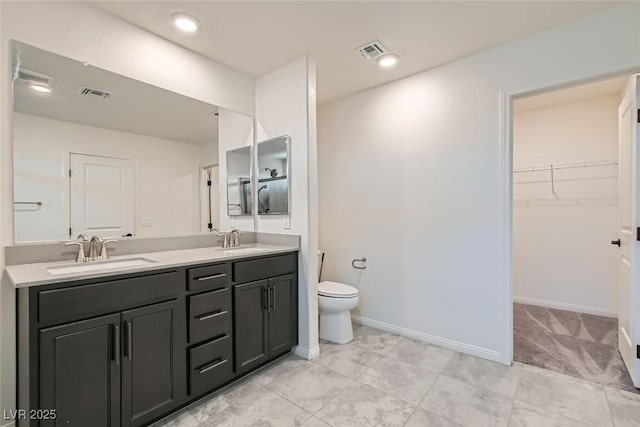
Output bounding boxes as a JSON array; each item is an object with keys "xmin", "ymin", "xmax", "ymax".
[{"xmin": 154, "ymin": 325, "xmax": 640, "ymax": 427}]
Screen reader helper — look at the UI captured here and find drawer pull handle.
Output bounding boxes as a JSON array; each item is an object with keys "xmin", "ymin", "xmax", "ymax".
[
  {"xmin": 197, "ymin": 273, "xmax": 226, "ymax": 282},
  {"xmin": 113, "ymin": 324, "xmax": 120, "ymax": 365},
  {"xmin": 125, "ymin": 321, "xmax": 133, "ymax": 361},
  {"xmin": 199, "ymin": 358, "xmax": 227, "ymax": 374},
  {"xmin": 197, "ymin": 310, "xmax": 228, "ymax": 321}
]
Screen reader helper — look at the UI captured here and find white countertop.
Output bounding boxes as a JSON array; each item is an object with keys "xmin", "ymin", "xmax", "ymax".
[{"xmin": 6, "ymin": 244, "xmax": 299, "ymax": 288}]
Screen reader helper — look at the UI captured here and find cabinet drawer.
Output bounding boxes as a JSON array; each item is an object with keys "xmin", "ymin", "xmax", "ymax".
[
  {"xmin": 233, "ymin": 253, "xmax": 296, "ymax": 284},
  {"xmin": 189, "ymin": 288, "xmax": 231, "ymax": 344},
  {"xmin": 187, "ymin": 263, "xmax": 230, "ymax": 292},
  {"xmin": 190, "ymin": 335, "xmax": 233, "ymax": 396},
  {"xmin": 38, "ymin": 272, "xmax": 180, "ymax": 324}
]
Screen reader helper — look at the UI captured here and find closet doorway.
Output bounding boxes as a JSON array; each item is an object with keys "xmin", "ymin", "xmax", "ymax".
[{"xmin": 512, "ymin": 74, "xmax": 639, "ymax": 392}]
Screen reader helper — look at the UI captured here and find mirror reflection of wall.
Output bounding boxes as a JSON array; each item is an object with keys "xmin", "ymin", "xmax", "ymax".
[
  {"xmin": 226, "ymin": 147, "xmax": 253, "ymax": 216},
  {"xmin": 10, "ymin": 41, "xmax": 244, "ymax": 243},
  {"xmin": 257, "ymin": 136, "xmax": 290, "ymax": 215}
]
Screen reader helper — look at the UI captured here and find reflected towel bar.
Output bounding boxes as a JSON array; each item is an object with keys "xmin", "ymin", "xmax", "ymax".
[{"xmin": 14, "ymin": 201, "xmax": 42, "ymax": 206}]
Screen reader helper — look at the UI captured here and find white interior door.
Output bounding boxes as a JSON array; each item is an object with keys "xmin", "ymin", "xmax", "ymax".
[
  {"xmin": 617, "ymin": 75, "xmax": 640, "ymax": 386},
  {"xmin": 70, "ymin": 154, "xmax": 134, "ymax": 238}
]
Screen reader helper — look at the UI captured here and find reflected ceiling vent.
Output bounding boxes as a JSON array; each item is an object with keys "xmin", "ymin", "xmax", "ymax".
[
  {"xmin": 356, "ymin": 40, "xmax": 388, "ymax": 60},
  {"xmin": 17, "ymin": 69, "xmax": 51, "ymax": 86},
  {"xmin": 77, "ymin": 86, "xmax": 111, "ymax": 100}
]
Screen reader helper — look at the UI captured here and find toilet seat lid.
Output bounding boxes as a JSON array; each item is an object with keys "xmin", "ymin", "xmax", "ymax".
[{"xmin": 318, "ymin": 281, "xmax": 358, "ymax": 298}]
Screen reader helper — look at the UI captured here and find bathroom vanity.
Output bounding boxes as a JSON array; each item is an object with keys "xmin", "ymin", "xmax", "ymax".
[{"xmin": 9, "ymin": 246, "xmax": 298, "ymax": 427}]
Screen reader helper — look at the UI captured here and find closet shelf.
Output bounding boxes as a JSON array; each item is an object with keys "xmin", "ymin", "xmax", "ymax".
[{"xmin": 513, "ymin": 159, "xmax": 617, "ymax": 174}]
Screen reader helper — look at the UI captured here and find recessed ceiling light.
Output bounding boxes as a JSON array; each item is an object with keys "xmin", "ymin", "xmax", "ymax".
[
  {"xmin": 171, "ymin": 13, "xmax": 200, "ymax": 33},
  {"xmin": 377, "ymin": 54, "xmax": 399, "ymax": 69},
  {"xmin": 30, "ymin": 84, "xmax": 51, "ymax": 94}
]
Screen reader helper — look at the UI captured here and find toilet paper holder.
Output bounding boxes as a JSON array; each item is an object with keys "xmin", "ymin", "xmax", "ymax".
[{"xmin": 352, "ymin": 257, "xmax": 367, "ymax": 270}]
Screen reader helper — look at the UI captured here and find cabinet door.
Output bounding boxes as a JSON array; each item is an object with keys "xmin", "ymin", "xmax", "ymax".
[
  {"xmin": 40, "ymin": 313, "xmax": 121, "ymax": 427},
  {"xmin": 234, "ymin": 280, "xmax": 269, "ymax": 374},
  {"xmin": 268, "ymin": 274, "xmax": 297, "ymax": 357},
  {"xmin": 121, "ymin": 300, "xmax": 185, "ymax": 427}
]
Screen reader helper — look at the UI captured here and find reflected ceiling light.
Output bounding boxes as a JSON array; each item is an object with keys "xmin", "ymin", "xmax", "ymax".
[
  {"xmin": 172, "ymin": 13, "xmax": 200, "ymax": 33},
  {"xmin": 30, "ymin": 84, "xmax": 51, "ymax": 94},
  {"xmin": 377, "ymin": 54, "xmax": 399, "ymax": 68}
]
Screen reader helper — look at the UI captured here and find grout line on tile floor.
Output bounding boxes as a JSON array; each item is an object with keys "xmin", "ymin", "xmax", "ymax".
[
  {"xmin": 308, "ymin": 378, "xmax": 356, "ymax": 423},
  {"xmin": 505, "ymin": 372, "xmax": 520, "ymax": 427},
  {"xmin": 603, "ymin": 386, "xmax": 617, "ymax": 427}
]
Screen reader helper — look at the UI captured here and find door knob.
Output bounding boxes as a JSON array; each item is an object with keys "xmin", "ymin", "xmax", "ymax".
[{"xmin": 611, "ymin": 239, "xmax": 621, "ymax": 247}]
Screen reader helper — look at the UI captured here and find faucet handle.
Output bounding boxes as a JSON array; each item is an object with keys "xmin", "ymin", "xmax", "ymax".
[
  {"xmin": 100, "ymin": 240, "xmax": 117, "ymax": 260},
  {"xmin": 65, "ymin": 241, "xmax": 87, "ymax": 263},
  {"xmin": 76, "ymin": 234, "xmax": 89, "ymax": 241},
  {"xmin": 217, "ymin": 232, "xmax": 230, "ymax": 248}
]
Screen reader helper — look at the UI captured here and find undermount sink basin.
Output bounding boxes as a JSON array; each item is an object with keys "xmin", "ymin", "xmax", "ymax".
[
  {"xmin": 221, "ymin": 247, "xmax": 267, "ymax": 256},
  {"xmin": 46, "ymin": 257, "xmax": 157, "ymax": 276}
]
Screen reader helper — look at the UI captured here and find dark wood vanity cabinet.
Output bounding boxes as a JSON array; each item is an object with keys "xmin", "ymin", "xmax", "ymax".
[
  {"xmin": 26, "ymin": 272, "xmax": 186, "ymax": 427},
  {"xmin": 234, "ymin": 279, "xmax": 270, "ymax": 373},
  {"xmin": 233, "ymin": 254, "xmax": 298, "ymax": 375},
  {"xmin": 121, "ymin": 300, "xmax": 183, "ymax": 427},
  {"xmin": 38, "ymin": 300, "xmax": 183, "ymax": 427},
  {"xmin": 39, "ymin": 313, "xmax": 121, "ymax": 427},
  {"xmin": 18, "ymin": 251, "xmax": 298, "ymax": 427}
]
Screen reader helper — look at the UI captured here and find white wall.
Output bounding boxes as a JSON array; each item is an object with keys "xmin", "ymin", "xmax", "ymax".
[
  {"xmin": 254, "ymin": 56, "xmax": 319, "ymax": 358},
  {"xmin": 513, "ymin": 95, "xmax": 619, "ymax": 316},
  {"xmin": 0, "ymin": 2, "xmax": 255, "ymax": 418},
  {"xmin": 319, "ymin": 4, "xmax": 640, "ymax": 363},
  {"xmin": 13, "ymin": 113, "xmax": 205, "ymax": 242}
]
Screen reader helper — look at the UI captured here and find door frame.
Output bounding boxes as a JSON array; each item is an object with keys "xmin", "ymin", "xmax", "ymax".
[{"xmin": 500, "ymin": 69, "xmax": 640, "ymax": 365}]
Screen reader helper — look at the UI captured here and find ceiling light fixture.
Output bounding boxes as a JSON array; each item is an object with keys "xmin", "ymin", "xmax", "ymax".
[
  {"xmin": 377, "ymin": 54, "xmax": 399, "ymax": 69},
  {"xmin": 171, "ymin": 13, "xmax": 200, "ymax": 33},
  {"xmin": 30, "ymin": 84, "xmax": 51, "ymax": 94}
]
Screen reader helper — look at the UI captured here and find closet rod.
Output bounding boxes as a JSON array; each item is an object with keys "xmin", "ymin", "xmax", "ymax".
[{"xmin": 513, "ymin": 159, "xmax": 618, "ymax": 174}]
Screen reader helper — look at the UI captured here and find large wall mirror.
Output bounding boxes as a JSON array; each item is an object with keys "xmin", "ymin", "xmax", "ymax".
[
  {"xmin": 257, "ymin": 136, "xmax": 290, "ymax": 215},
  {"xmin": 11, "ymin": 41, "xmax": 254, "ymax": 243}
]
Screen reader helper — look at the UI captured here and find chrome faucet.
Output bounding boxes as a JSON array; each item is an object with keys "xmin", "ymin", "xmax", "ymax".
[
  {"xmin": 65, "ymin": 235, "xmax": 117, "ymax": 262},
  {"xmin": 229, "ymin": 229, "xmax": 243, "ymax": 248},
  {"xmin": 89, "ymin": 236, "xmax": 103, "ymax": 261},
  {"xmin": 65, "ymin": 239, "xmax": 87, "ymax": 263}
]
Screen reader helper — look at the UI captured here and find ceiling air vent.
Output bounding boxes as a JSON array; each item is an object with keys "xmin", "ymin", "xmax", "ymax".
[
  {"xmin": 356, "ymin": 40, "xmax": 388, "ymax": 60},
  {"xmin": 78, "ymin": 86, "xmax": 111, "ymax": 100},
  {"xmin": 17, "ymin": 69, "xmax": 51, "ymax": 86}
]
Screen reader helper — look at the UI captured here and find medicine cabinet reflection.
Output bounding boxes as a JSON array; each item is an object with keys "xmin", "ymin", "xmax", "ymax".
[{"xmin": 256, "ymin": 136, "xmax": 290, "ymax": 215}]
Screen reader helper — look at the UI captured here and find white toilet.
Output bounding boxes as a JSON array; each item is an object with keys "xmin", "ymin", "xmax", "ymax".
[{"xmin": 318, "ymin": 281, "xmax": 359, "ymax": 344}]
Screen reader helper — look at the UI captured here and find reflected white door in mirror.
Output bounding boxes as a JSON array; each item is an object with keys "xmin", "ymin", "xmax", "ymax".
[{"xmin": 69, "ymin": 154, "xmax": 134, "ymax": 239}]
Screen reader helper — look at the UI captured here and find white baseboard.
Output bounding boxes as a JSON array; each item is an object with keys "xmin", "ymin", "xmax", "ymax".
[
  {"xmin": 292, "ymin": 345, "xmax": 320, "ymax": 360},
  {"xmin": 513, "ymin": 296, "xmax": 617, "ymax": 318},
  {"xmin": 351, "ymin": 315, "xmax": 506, "ymax": 365}
]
